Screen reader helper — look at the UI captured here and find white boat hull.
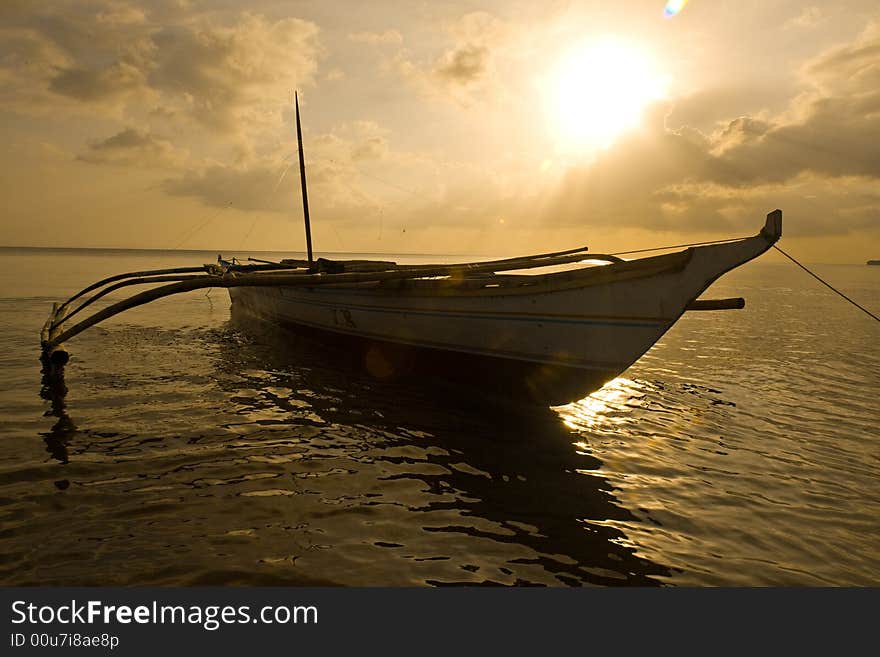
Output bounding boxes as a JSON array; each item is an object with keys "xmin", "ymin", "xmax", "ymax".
[
  {"xmin": 229, "ymin": 213, "xmax": 781, "ymax": 404},
  {"xmin": 231, "ymin": 269, "xmax": 673, "ymax": 374}
]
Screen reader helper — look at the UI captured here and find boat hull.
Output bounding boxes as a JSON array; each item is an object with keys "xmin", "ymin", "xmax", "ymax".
[
  {"xmin": 229, "ymin": 212, "xmax": 781, "ymax": 405},
  {"xmin": 228, "ymin": 306, "xmax": 618, "ymax": 405},
  {"xmin": 229, "ymin": 264, "xmax": 681, "ymax": 404},
  {"xmin": 229, "ymin": 275, "xmax": 675, "ymax": 377}
]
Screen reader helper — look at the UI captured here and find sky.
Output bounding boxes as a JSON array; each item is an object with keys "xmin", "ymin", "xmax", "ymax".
[{"xmin": 0, "ymin": 0, "xmax": 878, "ymax": 262}]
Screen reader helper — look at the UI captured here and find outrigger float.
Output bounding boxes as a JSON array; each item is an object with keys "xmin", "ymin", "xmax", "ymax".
[{"xmin": 40, "ymin": 95, "xmax": 782, "ymax": 405}]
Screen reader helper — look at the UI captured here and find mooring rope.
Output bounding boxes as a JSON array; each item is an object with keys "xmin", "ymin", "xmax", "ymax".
[
  {"xmin": 610, "ymin": 236, "xmax": 744, "ymax": 256},
  {"xmin": 609, "ymin": 236, "xmax": 879, "ymax": 324},
  {"xmin": 772, "ymin": 244, "xmax": 880, "ymax": 324}
]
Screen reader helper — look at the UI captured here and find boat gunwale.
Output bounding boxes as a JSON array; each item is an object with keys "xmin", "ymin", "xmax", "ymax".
[{"xmin": 243, "ymin": 246, "xmax": 697, "ymax": 299}]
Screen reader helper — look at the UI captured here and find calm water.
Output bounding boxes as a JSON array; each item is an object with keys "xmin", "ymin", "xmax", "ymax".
[{"xmin": 0, "ymin": 247, "xmax": 877, "ymax": 586}]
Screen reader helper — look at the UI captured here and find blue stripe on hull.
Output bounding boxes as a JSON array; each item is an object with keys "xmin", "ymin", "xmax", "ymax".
[
  {"xmin": 275, "ymin": 290, "xmax": 669, "ymax": 328},
  {"xmin": 231, "ymin": 288, "xmax": 650, "ymax": 373}
]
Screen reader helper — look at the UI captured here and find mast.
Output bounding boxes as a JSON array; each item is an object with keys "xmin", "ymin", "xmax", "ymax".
[{"xmin": 294, "ymin": 91, "xmax": 314, "ymax": 266}]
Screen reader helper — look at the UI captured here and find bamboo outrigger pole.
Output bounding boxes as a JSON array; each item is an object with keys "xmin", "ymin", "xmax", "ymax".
[
  {"xmin": 42, "ymin": 249, "xmax": 639, "ymax": 350},
  {"xmin": 295, "ymin": 91, "xmax": 314, "ymax": 267},
  {"xmin": 37, "ymin": 244, "xmax": 746, "ymax": 362}
]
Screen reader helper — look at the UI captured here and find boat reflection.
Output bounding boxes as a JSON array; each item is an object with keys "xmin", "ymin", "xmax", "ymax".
[
  {"xmin": 38, "ymin": 359, "xmax": 77, "ymax": 464},
  {"xmin": 218, "ymin": 313, "xmax": 672, "ymax": 585}
]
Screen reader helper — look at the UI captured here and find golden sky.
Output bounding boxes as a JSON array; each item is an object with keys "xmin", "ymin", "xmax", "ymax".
[{"xmin": 1, "ymin": 0, "xmax": 878, "ymax": 262}]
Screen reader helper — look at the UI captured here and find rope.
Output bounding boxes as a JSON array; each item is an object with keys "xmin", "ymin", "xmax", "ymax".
[
  {"xmin": 611, "ymin": 236, "xmax": 745, "ymax": 256},
  {"xmin": 172, "ymin": 202, "xmax": 232, "ymax": 250},
  {"xmin": 773, "ymin": 244, "xmax": 880, "ymax": 323},
  {"xmin": 607, "ymin": 236, "xmax": 878, "ymax": 324}
]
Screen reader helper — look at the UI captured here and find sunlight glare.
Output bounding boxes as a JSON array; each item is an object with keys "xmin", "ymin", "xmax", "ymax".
[
  {"xmin": 555, "ymin": 377, "xmax": 641, "ymax": 430},
  {"xmin": 548, "ymin": 37, "xmax": 668, "ymax": 150},
  {"xmin": 664, "ymin": 0, "xmax": 689, "ymax": 18}
]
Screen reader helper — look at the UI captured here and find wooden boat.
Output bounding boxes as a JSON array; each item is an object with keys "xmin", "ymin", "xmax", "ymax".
[
  {"xmin": 40, "ymin": 95, "xmax": 782, "ymax": 405},
  {"xmin": 227, "ymin": 216, "xmax": 779, "ymax": 405}
]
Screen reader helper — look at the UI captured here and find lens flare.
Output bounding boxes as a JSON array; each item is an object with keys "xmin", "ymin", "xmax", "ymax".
[{"xmin": 664, "ymin": 0, "xmax": 689, "ymax": 18}]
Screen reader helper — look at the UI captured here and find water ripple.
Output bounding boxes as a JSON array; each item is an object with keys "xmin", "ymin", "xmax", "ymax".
[{"xmin": 0, "ymin": 257, "xmax": 878, "ymax": 585}]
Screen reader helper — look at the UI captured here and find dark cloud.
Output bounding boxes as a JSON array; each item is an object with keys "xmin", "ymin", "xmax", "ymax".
[
  {"xmin": 78, "ymin": 127, "xmax": 183, "ymax": 167},
  {"xmin": 665, "ymin": 85, "xmax": 792, "ymax": 134},
  {"xmin": 49, "ymin": 62, "xmax": 145, "ymax": 102},
  {"xmin": 434, "ymin": 44, "xmax": 490, "ymax": 84},
  {"xmin": 145, "ymin": 15, "xmax": 320, "ymax": 132},
  {"xmin": 0, "ymin": 2, "xmax": 321, "ymax": 132},
  {"xmin": 394, "ymin": 11, "xmax": 506, "ymax": 100},
  {"xmin": 162, "ymin": 161, "xmax": 293, "ymax": 213},
  {"xmin": 702, "ymin": 23, "xmax": 880, "ymax": 185},
  {"xmin": 710, "ymin": 101, "xmax": 880, "ymax": 185},
  {"xmin": 351, "ymin": 136, "xmax": 388, "ymax": 161}
]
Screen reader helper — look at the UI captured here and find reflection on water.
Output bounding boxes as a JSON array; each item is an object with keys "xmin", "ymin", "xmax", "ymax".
[
  {"xmin": 557, "ymin": 377, "xmax": 644, "ymax": 432},
  {"xmin": 39, "ymin": 361, "xmax": 76, "ymax": 465},
  {"xmin": 205, "ymin": 315, "xmax": 672, "ymax": 586},
  {"xmin": 1, "ymin": 254, "xmax": 878, "ymax": 586},
  {"xmin": 5, "ymin": 311, "xmax": 674, "ymax": 586}
]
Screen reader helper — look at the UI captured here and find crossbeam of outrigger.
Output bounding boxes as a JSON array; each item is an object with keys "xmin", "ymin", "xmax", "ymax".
[
  {"xmin": 39, "ymin": 245, "xmax": 609, "ymax": 363},
  {"xmin": 38, "ymin": 240, "xmax": 749, "ymax": 371}
]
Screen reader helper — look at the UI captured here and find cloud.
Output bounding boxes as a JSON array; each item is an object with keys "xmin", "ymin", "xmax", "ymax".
[
  {"xmin": 785, "ymin": 7, "xmax": 825, "ymax": 30},
  {"xmin": 161, "ymin": 121, "xmax": 392, "ymax": 214},
  {"xmin": 433, "ymin": 44, "xmax": 490, "ymax": 84},
  {"xmin": 49, "ymin": 62, "xmax": 146, "ymax": 102},
  {"xmin": 0, "ymin": 3, "xmax": 321, "ymax": 134},
  {"xmin": 77, "ymin": 127, "xmax": 185, "ymax": 167},
  {"xmin": 804, "ymin": 20, "xmax": 880, "ymax": 95},
  {"xmin": 657, "ymin": 175, "xmax": 880, "ymax": 237},
  {"xmin": 162, "ymin": 159, "xmax": 294, "ymax": 213},
  {"xmin": 351, "ymin": 136, "xmax": 388, "ymax": 161},
  {"xmin": 342, "ymin": 121, "xmax": 389, "ymax": 161},
  {"xmin": 431, "ymin": 11, "xmax": 507, "ymax": 88},
  {"xmin": 394, "ymin": 11, "xmax": 509, "ymax": 101},
  {"xmin": 96, "ymin": 2, "xmax": 147, "ymax": 25},
  {"xmin": 146, "ymin": 14, "xmax": 320, "ymax": 132},
  {"xmin": 705, "ymin": 22, "xmax": 880, "ymax": 184},
  {"xmin": 348, "ymin": 29, "xmax": 402, "ymax": 45},
  {"xmin": 539, "ymin": 20, "xmax": 880, "ymax": 237}
]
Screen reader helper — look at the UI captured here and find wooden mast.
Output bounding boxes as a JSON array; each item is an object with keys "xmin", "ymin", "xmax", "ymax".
[{"xmin": 294, "ymin": 91, "xmax": 314, "ymax": 266}]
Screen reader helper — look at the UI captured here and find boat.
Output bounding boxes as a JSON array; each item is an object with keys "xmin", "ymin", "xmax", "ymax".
[
  {"xmin": 868, "ymin": 260, "xmax": 879, "ymax": 266},
  {"xmin": 40, "ymin": 95, "xmax": 782, "ymax": 405}
]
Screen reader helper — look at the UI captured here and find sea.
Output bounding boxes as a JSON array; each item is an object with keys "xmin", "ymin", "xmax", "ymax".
[{"xmin": 0, "ymin": 246, "xmax": 877, "ymax": 586}]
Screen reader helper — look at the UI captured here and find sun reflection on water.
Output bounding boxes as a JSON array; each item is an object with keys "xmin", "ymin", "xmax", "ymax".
[{"xmin": 555, "ymin": 377, "xmax": 646, "ymax": 432}]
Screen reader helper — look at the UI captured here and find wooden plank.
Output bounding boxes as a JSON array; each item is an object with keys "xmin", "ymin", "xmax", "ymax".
[
  {"xmin": 685, "ymin": 297, "xmax": 745, "ymax": 311},
  {"xmin": 57, "ymin": 262, "xmax": 305, "ymax": 312},
  {"xmin": 55, "ymin": 273, "xmax": 215, "ymax": 329}
]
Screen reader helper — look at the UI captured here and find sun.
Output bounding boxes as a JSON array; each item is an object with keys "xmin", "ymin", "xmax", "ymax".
[{"xmin": 547, "ymin": 37, "xmax": 668, "ymax": 150}]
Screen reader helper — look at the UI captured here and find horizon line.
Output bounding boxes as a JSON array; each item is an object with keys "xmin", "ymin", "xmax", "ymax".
[
  {"xmin": 0, "ymin": 244, "xmax": 488, "ymax": 259},
  {"xmin": 0, "ymin": 244, "xmax": 866, "ymax": 266}
]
